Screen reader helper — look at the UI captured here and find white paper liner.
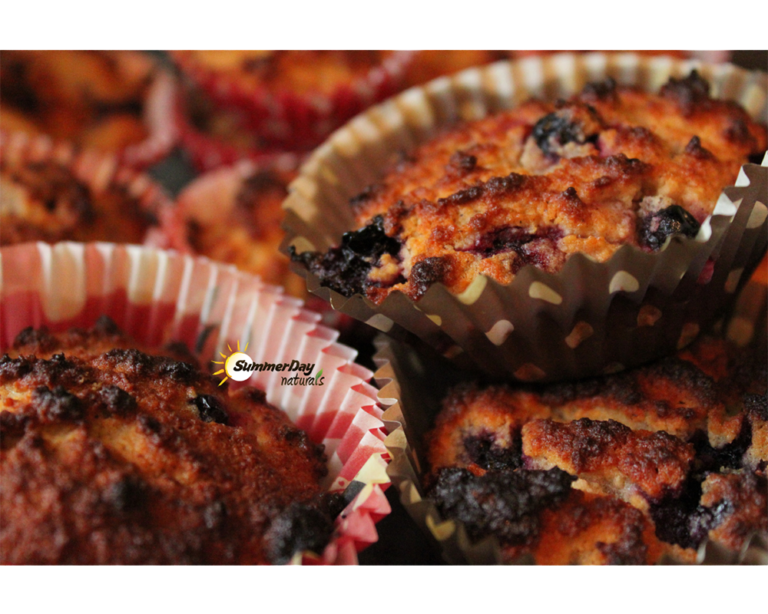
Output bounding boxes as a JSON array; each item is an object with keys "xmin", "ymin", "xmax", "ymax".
[
  {"xmin": 284, "ymin": 52, "xmax": 768, "ymax": 381},
  {"xmin": 374, "ymin": 263, "xmax": 768, "ymax": 565},
  {"xmin": 0, "ymin": 241, "xmax": 391, "ymax": 565}
]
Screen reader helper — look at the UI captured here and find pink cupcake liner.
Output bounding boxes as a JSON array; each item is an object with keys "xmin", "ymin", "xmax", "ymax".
[
  {"xmin": 119, "ymin": 68, "xmax": 178, "ymax": 169},
  {"xmin": 171, "ymin": 51, "xmax": 415, "ymax": 151},
  {"xmin": 0, "ymin": 241, "xmax": 391, "ymax": 565}
]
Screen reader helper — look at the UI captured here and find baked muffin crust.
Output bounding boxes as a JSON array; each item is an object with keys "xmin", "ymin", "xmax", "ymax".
[
  {"xmin": 0, "ymin": 319, "xmax": 338, "ymax": 564},
  {"xmin": 425, "ymin": 334, "xmax": 767, "ymax": 563},
  {"xmin": 295, "ymin": 72, "xmax": 767, "ymax": 304},
  {"xmin": 0, "ymin": 159, "xmax": 159, "ymax": 246}
]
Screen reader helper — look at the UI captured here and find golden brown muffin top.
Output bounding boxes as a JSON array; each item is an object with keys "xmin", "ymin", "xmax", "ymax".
[
  {"xmin": 296, "ymin": 72, "xmax": 766, "ymax": 304},
  {"xmin": 183, "ymin": 167, "xmax": 303, "ymax": 295},
  {"xmin": 424, "ymin": 334, "xmax": 767, "ymax": 563},
  {"xmin": 0, "ymin": 159, "xmax": 158, "ymax": 246},
  {"xmin": 0, "ymin": 318, "xmax": 338, "ymax": 564},
  {"xmin": 0, "ymin": 51, "xmax": 152, "ymax": 150},
  {"xmin": 175, "ymin": 50, "xmax": 396, "ymax": 96}
]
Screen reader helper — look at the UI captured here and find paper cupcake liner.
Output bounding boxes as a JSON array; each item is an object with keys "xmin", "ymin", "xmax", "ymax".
[
  {"xmin": 170, "ymin": 51, "xmax": 415, "ymax": 150},
  {"xmin": 374, "ymin": 266, "xmax": 768, "ymax": 564},
  {"xmin": 0, "ymin": 130, "xmax": 187, "ymax": 251},
  {"xmin": 118, "ymin": 68, "xmax": 178, "ymax": 169},
  {"xmin": 0, "ymin": 242, "xmax": 391, "ymax": 565},
  {"xmin": 284, "ymin": 52, "xmax": 768, "ymax": 381}
]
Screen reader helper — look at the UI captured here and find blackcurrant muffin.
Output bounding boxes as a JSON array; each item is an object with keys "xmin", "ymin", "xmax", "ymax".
[
  {"xmin": 0, "ymin": 51, "xmax": 173, "ymax": 166},
  {"xmin": 0, "ymin": 140, "xmax": 176, "ymax": 247},
  {"xmin": 0, "ymin": 318, "xmax": 341, "ymax": 564},
  {"xmin": 424, "ymin": 334, "xmax": 767, "ymax": 564},
  {"xmin": 177, "ymin": 162, "xmax": 304, "ymax": 295},
  {"xmin": 295, "ymin": 71, "xmax": 766, "ymax": 304}
]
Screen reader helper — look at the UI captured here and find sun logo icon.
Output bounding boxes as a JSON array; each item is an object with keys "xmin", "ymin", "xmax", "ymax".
[{"xmin": 212, "ymin": 340, "xmax": 251, "ymax": 386}]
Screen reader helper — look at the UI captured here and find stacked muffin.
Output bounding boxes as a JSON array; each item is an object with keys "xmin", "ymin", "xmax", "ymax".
[{"xmin": 282, "ymin": 53, "xmax": 768, "ymax": 564}]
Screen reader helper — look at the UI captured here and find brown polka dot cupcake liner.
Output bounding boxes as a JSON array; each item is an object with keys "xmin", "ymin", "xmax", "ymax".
[
  {"xmin": 373, "ymin": 264, "xmax": 768, "ymax": 564},
  {"xmin": 0, "ymin": 242, "xmax": 392, "ymax": 564},
  {"xmin": 0, "ymin": 130, "xmax": 187, "ymax": 250},
  {"xmin": 283, "ymin": 53, "xmax": 768, "ymax": 382},
  {"xmin": 170, "ymin": 51, "xmax": 415, "ymax": 152}
]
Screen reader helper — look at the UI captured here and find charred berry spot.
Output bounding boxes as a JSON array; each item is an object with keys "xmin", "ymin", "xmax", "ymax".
[
  {"xmin": 103, "ymin": 348, "xmax": 154, "ymax": 373},
  {"xmin": 291, "ymin": 215, "xmax": 402, "ymax": 298},
  {"xmin": 98, "ymin": 385, "xmax": 137, "ymax": 417},
  {"xmin": 596, "ymin": 524, "xmax": 648, "ymax": 565},
  {"xmin": 691, "ymin": 421, "xmax": 752, "ymax": 472},
  {"xmin": 462, "ymin": 225, "xmax": 564, "ymax": 273},
  {"xmin": 349, "ymin": 183, "xmax": 382, "ymax": 211},
  {"xmin": 410, "ymin": 256, "xmax": 452, "ymax": 299},
  {"xmin": 447, "ymin": 150, "xmax": 478, "ymax": 174},
  {"xmin": 31, "ymin": 386, "xmax": 84, "ymax": 422},
  {"xmin": 438, "ymin": 185, "xmax": 484, "ymax": 207},
  {"xmin": 463, "ymin": 431, "xmax": 522, "ymax": 471},
  {"xmin": 684, "ymin": 136, "xmax": 714, "ymax": 160},
  {"xmin": 13, "ymin": 326, "xmax": 56, "ymax": 352},
  {"xmin": 264, "ymin": 500, "xmax": 337, "ymax": 564},
  {"xmin": 103, "ymin": 475, "xmax": 146, "ymax": 514},
  {"xmin": 724, "ymin": 118, "xmax": 753, "ymax": 145},
  {"xmin": 744, "ymin": 393, "xmax": 768, "ymax": 422},
  {"xmin": 649, "ymin": 478, "xmax": 708, "ymax": 549},
  {"xmin": 158, "ymin": 359, "xmax": 197, "ymax": 384},
  {"xmin": 0, "ymin": 355, "xmax": 34, "ymax": 382},
  {"xmin": 660, "ymin": 70, "xmax": 711, "ymax": 116},
  {"xmin": 137, "ymin": 414, "xmax": 162, "ymax": 435},
  {"xmin": 580, "ymin": 77, "xmax": 618, "ymax": 103},
  {"xmin": 341, "ymin": 215, "xmax": 400, "ymax": 258},
  {"xmin": 638, "ymin": 204, "xmax": 701, "ymax": 251},
  {"xmin": 531, "ymin": 106, "xmax": 600, "ymax": 159},
  {"xmin": 191, "ymin": 394, "xmax": 229, "ymax": 425},
  {"xmin": 427, "ymin": 467, "xmax": 575, "ymax": 545},
  {"xmin": 486, "ymin": 173, "xmax": 528, "ymax": 195}
]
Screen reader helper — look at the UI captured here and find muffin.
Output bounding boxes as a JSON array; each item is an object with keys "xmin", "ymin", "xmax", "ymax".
[
  {"xmin": 0, "ymin": 51, "xmax": 175, "ymax": 167},
  {"xmin": 422, "ymin": 333, "xmax": 767, "ymax": 563},
  {"xmin": 286, "ymin": 55, "xmax": 767, "ymax": 379},
  {"xmin": 176, "ymin": 160, "xmax": 304, "ymax": 295},
  {"xmin": 0, "ymin": 318, "xmax": 343, "ymax": 564},
  {"xmin": 171, "ymin": 50, "xmax": 412, "ymax": 156},
  {"xmin": 0, "ymin": 242, "xmax": 391, "ymax": 564},
  {"xmin": 0, "ymin": 134, "xmax": 179, "ymax": 247},
  {"xmin": 294, "ymin": 71, "xmax": 766, "ymax": 304}
]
